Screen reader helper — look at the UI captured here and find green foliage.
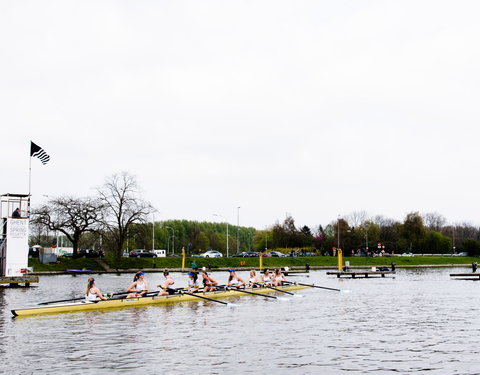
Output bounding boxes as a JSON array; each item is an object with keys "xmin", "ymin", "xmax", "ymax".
[
  {"xmin": 422, "ymin": 232, "xmax": 452, "ymax": 253},
  {"xmin": 28, "ymin": 258, "xmax": 104, "ymax": 272},
  {"xmin": 29, "ymin": 255, "xmax": 480, "ymax": 273},
  {"xmin": 462, "ymin": 240, "xmax": 480, "ymax": 256}
]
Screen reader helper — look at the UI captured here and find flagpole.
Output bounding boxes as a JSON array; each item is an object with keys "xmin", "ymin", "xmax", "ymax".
[{"xmin": 28, "ymin": 148, "xmax": 32, "ymax": 217}]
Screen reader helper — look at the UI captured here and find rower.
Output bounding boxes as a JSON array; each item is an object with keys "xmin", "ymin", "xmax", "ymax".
[
  {"xmin": 227, "ymin": 269, "xmax": 245, "ymax": 288},
  {"xmin": 272, "ymin": 268, "xmax": 286, "ymax": 286},
  {"xmin": 248, "ymin": 270, "xmax": 258, "ymax": 288},
  {"xmin": 158, "ymin": 269, "xmax": 176, "ymax": 295},
  {"xmin": 261, "ymin": 268, "xmax": 272, "ymax": 286},
  {"xmin": 187, "ymin": 271, "xmax": 200, "ymax": 292},
  {"xmin": 127, "ymin": 271, "xmax": 149, "ymax": 298},
  {"xmin": 85, "ymin": 278, "xmax": 107, "ymax": 301},
  {"xmin": 201, "ymin": 271, "xmax": 218, "ymax": 292}
]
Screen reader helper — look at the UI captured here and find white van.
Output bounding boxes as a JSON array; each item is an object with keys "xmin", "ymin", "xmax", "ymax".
[{"xmin": 152, "ymin": 249, "xmax": 167, "ymax": 258}]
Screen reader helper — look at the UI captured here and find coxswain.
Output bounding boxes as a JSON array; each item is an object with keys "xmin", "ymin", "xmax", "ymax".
[
  {"xmin": 272, "ymin": 268, "xmax": 286, "ymax": 286},
  {"xmin": 248, "ymin": 270, "xmax": 258, "ymax": 288},
  {"xmin": 187, "ymin": 271, "xmax": 200, "ymax": 292},
  {"xmin": 201, "ymin": 271, "xmax": 218, "ymax": 292},
  {"xmin": 158, "ymin": 269, "xmax": 176, "ymax": 295},
  {"xmin": 85, "ymin": 278, "xmax": 107, "ymax": 301},
  {"xmin": 227, "ymin": 269, "xmax": 245, "ymax": 288},
  {"xmin": 127, "ymin": 271, "xmax": 149, "ymax": 298}
]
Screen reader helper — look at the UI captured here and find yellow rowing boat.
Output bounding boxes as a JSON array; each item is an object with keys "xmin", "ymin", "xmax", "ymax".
[{"xmin": 12, "ymin": 284, "xmax": 309, "ymax": 317}]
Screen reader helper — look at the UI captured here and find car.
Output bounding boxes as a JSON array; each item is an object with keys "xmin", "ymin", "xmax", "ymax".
[
  {"xmin": 401, "ymin": 252, "xmax": 413, "ymax": 257},
  {"xmin": 129, "ymin": 249, "xmax": 155, "ymax": 257},
  {"xmin": 265, "ymin": 251, "xmax": 283, "ymax": 257},
  {"xmin": 245, "ymin": 251, "xmax": 259, "ymax": 257},
  {"xmin": 78, "ymin": 249, "xmax": 100, "ymax": 258},
  {"xmin": 200, "ymin": 250, "xmax": 223, "ymax": 258},
  {"xmin": 232, "ymin": 252, "xmax": 249, "ymax": 257},
  {"xmin": 453, "ymin": 252, "xmax": 468, "ymax": 256}
]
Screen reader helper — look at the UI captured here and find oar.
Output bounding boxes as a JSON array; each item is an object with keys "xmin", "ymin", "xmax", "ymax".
[
  {"xmin": 37, "ymin": 296, "xmax": 86, "ymax": 305},
  {"xmin": 36, "ymin": 291, "xmax": 128, "ymax": 305},
  {"xmin": 255, "ymin": 283, "xmax": 295, "ymax": 295},
  {"xmin": 181, "ymin": 291, "xmax": 229, "ymax": 305},
  {"xmin": 231, "ymin": 287, "xmax": 278, "ymax": 299},
  {"xmin": 286, "ymin": 281, "xmax": 341, "ymax": 292}
]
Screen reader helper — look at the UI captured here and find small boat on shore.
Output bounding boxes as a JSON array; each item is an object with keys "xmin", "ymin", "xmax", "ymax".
[{"xmin": 12, "ymin": 284, "xmax": 309, "ymax": 317}]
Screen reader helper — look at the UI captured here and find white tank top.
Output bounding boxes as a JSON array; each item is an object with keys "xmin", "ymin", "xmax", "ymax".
[
  {"xmin": 136, "ymin": 280, "xmax": 145, "ymax": 291},
  {"xmin": 85, "ymin": 292, "xmax": 97, "ymax": 301}
]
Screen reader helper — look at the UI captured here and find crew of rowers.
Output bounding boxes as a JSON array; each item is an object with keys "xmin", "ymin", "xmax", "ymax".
[{"xmin": 85, "ymin": 268, "xmax": 287, "ymax": 301}]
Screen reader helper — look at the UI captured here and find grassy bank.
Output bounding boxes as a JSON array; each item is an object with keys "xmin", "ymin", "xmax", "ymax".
[{"xmin": 28, "ymin": 255, "xmax": 479, "ymax": 272}]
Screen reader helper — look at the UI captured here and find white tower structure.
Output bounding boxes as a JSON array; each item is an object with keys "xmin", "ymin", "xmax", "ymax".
[{"xmin": 0, "ymin": 194, "xmax": 30, "ymax": 276}]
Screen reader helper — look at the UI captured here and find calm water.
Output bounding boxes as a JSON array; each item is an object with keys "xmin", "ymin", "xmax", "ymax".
[{"xmin": 1, "ymin": 268, "xmax": 480, "ymax": 374}]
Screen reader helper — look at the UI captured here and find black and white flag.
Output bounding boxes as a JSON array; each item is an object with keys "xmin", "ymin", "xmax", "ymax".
[{"xmin": 30, "ymin": 141, "xmax": 50, "ymax": 165}]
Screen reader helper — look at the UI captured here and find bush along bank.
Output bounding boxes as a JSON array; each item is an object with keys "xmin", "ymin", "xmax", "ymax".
[{"xmin": 28, "ymin": 255, "xmax": 480, "ymax": 273}]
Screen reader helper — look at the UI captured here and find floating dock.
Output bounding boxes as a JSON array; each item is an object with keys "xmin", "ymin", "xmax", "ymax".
[
  {"xmin": 0, "ymin": 275, "xmax": 39, "ymax": 287},
  {"xmin": 281, "ymin": 268, "xmax": 309, "ymax": 276},
  {"xmin": 450, "ymin": 273, "xmax": 480, "ymax": 279},
  {"xmin": 326, "ymin": 271, "xmax": 396, "ymax": 278}
]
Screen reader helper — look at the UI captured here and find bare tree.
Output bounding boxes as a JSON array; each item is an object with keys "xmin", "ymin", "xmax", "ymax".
[
  {"xmin": 31, "ymin": 196, "xmax": 103, "ymax": 255},
  {"xmin": 98, "ymin": 172, "xmax": 154, "ymax": 258},
  {"xmin": 423, "ymin": 212, "xmax": 446, "ymax": 231},
  {"xmin": 346, "ymin": 210, "xmax": 369, "ymax": 227}
]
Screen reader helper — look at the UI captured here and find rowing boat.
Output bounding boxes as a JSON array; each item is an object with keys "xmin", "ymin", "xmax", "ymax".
[{"xmin": 11, "ymin": 284, "xmax": 309, "ymax": 317}]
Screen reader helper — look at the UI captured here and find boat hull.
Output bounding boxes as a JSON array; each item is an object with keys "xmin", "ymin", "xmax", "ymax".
[{"xmin": 12, "ymin": 284, "xmax": 309, "ymax": 317}]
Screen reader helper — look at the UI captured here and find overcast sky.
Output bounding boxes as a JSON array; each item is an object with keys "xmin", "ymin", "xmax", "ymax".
[{"xmin": 2, "ymin": 1, "xmax": 480, "ymax": 229}]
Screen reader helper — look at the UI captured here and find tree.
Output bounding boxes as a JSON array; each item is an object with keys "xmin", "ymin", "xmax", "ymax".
[
  {"xmin": 98, "ymin": 172, "xmax": 154, "ymax": 258},
  {"xmin": 423, "ymin": 212, "xmax": 446, "ymax": 231},
  {"xmin": 422, "ymin": 232, "xmax": 452, "ymax": 254},
  {"xmin": 402, "ymin": 212, "xmax": 426, "ymax": 252},
  {"xmin": 32, "ymin": 196, "xmax": 103, "ymax": 255}
]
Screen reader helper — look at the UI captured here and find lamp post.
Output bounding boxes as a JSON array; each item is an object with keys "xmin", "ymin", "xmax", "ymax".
[
  {"xmin": 213, "ymin": 213, "xmax": 229, "ymax": 257},
  {"xmin": 364, "ymin": 223, "xmax": 369, "ymax": 252},
  {"xmin": 165, "ymin": 226, "xmax": 174, "ymax": 255},
  {"xmin": 237, "ymin": 206, "xmax": 241, "ymax": 253},
  {"xmin": 152, "ymin": 216, "xmax": 155, "ymax": 251},
  {"xmin": 452, "ymin": 225, "xmax": 456, "ymax": 254}
]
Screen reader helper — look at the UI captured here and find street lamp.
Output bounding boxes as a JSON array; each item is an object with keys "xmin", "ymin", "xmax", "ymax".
[
  {"xmin": 452, "ymin": 225, "xmax": 456, "ymax": 254},
  {"xmin": 213, "ymin": 213, "xmax": 229, "ymax": 257},
  {"xmin": 364, "ymin": 223, "xmax": 369, "ymax": 252},
  {"xmin": 237, "ymin": 206, "xmax": 241, "ymax": 253},
  {"xmin": 164, "ymin": 226, "xmax": 174, "ymax": 255}
]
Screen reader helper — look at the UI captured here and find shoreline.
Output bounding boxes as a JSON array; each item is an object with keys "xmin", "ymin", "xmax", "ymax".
[{"xmin": 29, "ymin": 263, "xmax": 477, "ymax": 275}]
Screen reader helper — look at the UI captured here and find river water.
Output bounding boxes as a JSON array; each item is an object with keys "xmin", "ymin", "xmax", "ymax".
[{"xmin": 0, "ymin": 268, "xmax": 479, "ymax": 374}]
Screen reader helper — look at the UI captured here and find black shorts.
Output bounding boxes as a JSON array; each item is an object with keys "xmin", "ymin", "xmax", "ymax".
[{"xmin": 167, "ymin": 288, "xmax": 176, "ymax": 295}]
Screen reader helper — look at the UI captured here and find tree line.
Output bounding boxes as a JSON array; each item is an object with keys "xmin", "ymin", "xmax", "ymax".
[{"xmin": 30, "ymin": 173, "xmax": 480, "ymax": 257}]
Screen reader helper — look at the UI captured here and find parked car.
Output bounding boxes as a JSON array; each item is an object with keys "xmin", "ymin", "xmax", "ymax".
[
  {"xmin": 129, "ymin": 249, "xmax": 155, "ymax": 257},
  {"xmin": 245, "ymin": 251, "xmax": 259, "ymax": 257},
  {"xmin": 200, "ymin": 250, "xmax": 223, "ymax": 258},
  {"xmin": 232, "ymin": 252, "xmax": 249, "ymax": 257},
  {"xmin": 401, "ymin": 252, "xmax": 413, "ymax": 257},
  {"xmin": 78, "ymin": 249, "xmax": 100, "ymax": 258},
  {"xmin": 265, "ymin": 251, "xmax": 283, "ymax": 257}
]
